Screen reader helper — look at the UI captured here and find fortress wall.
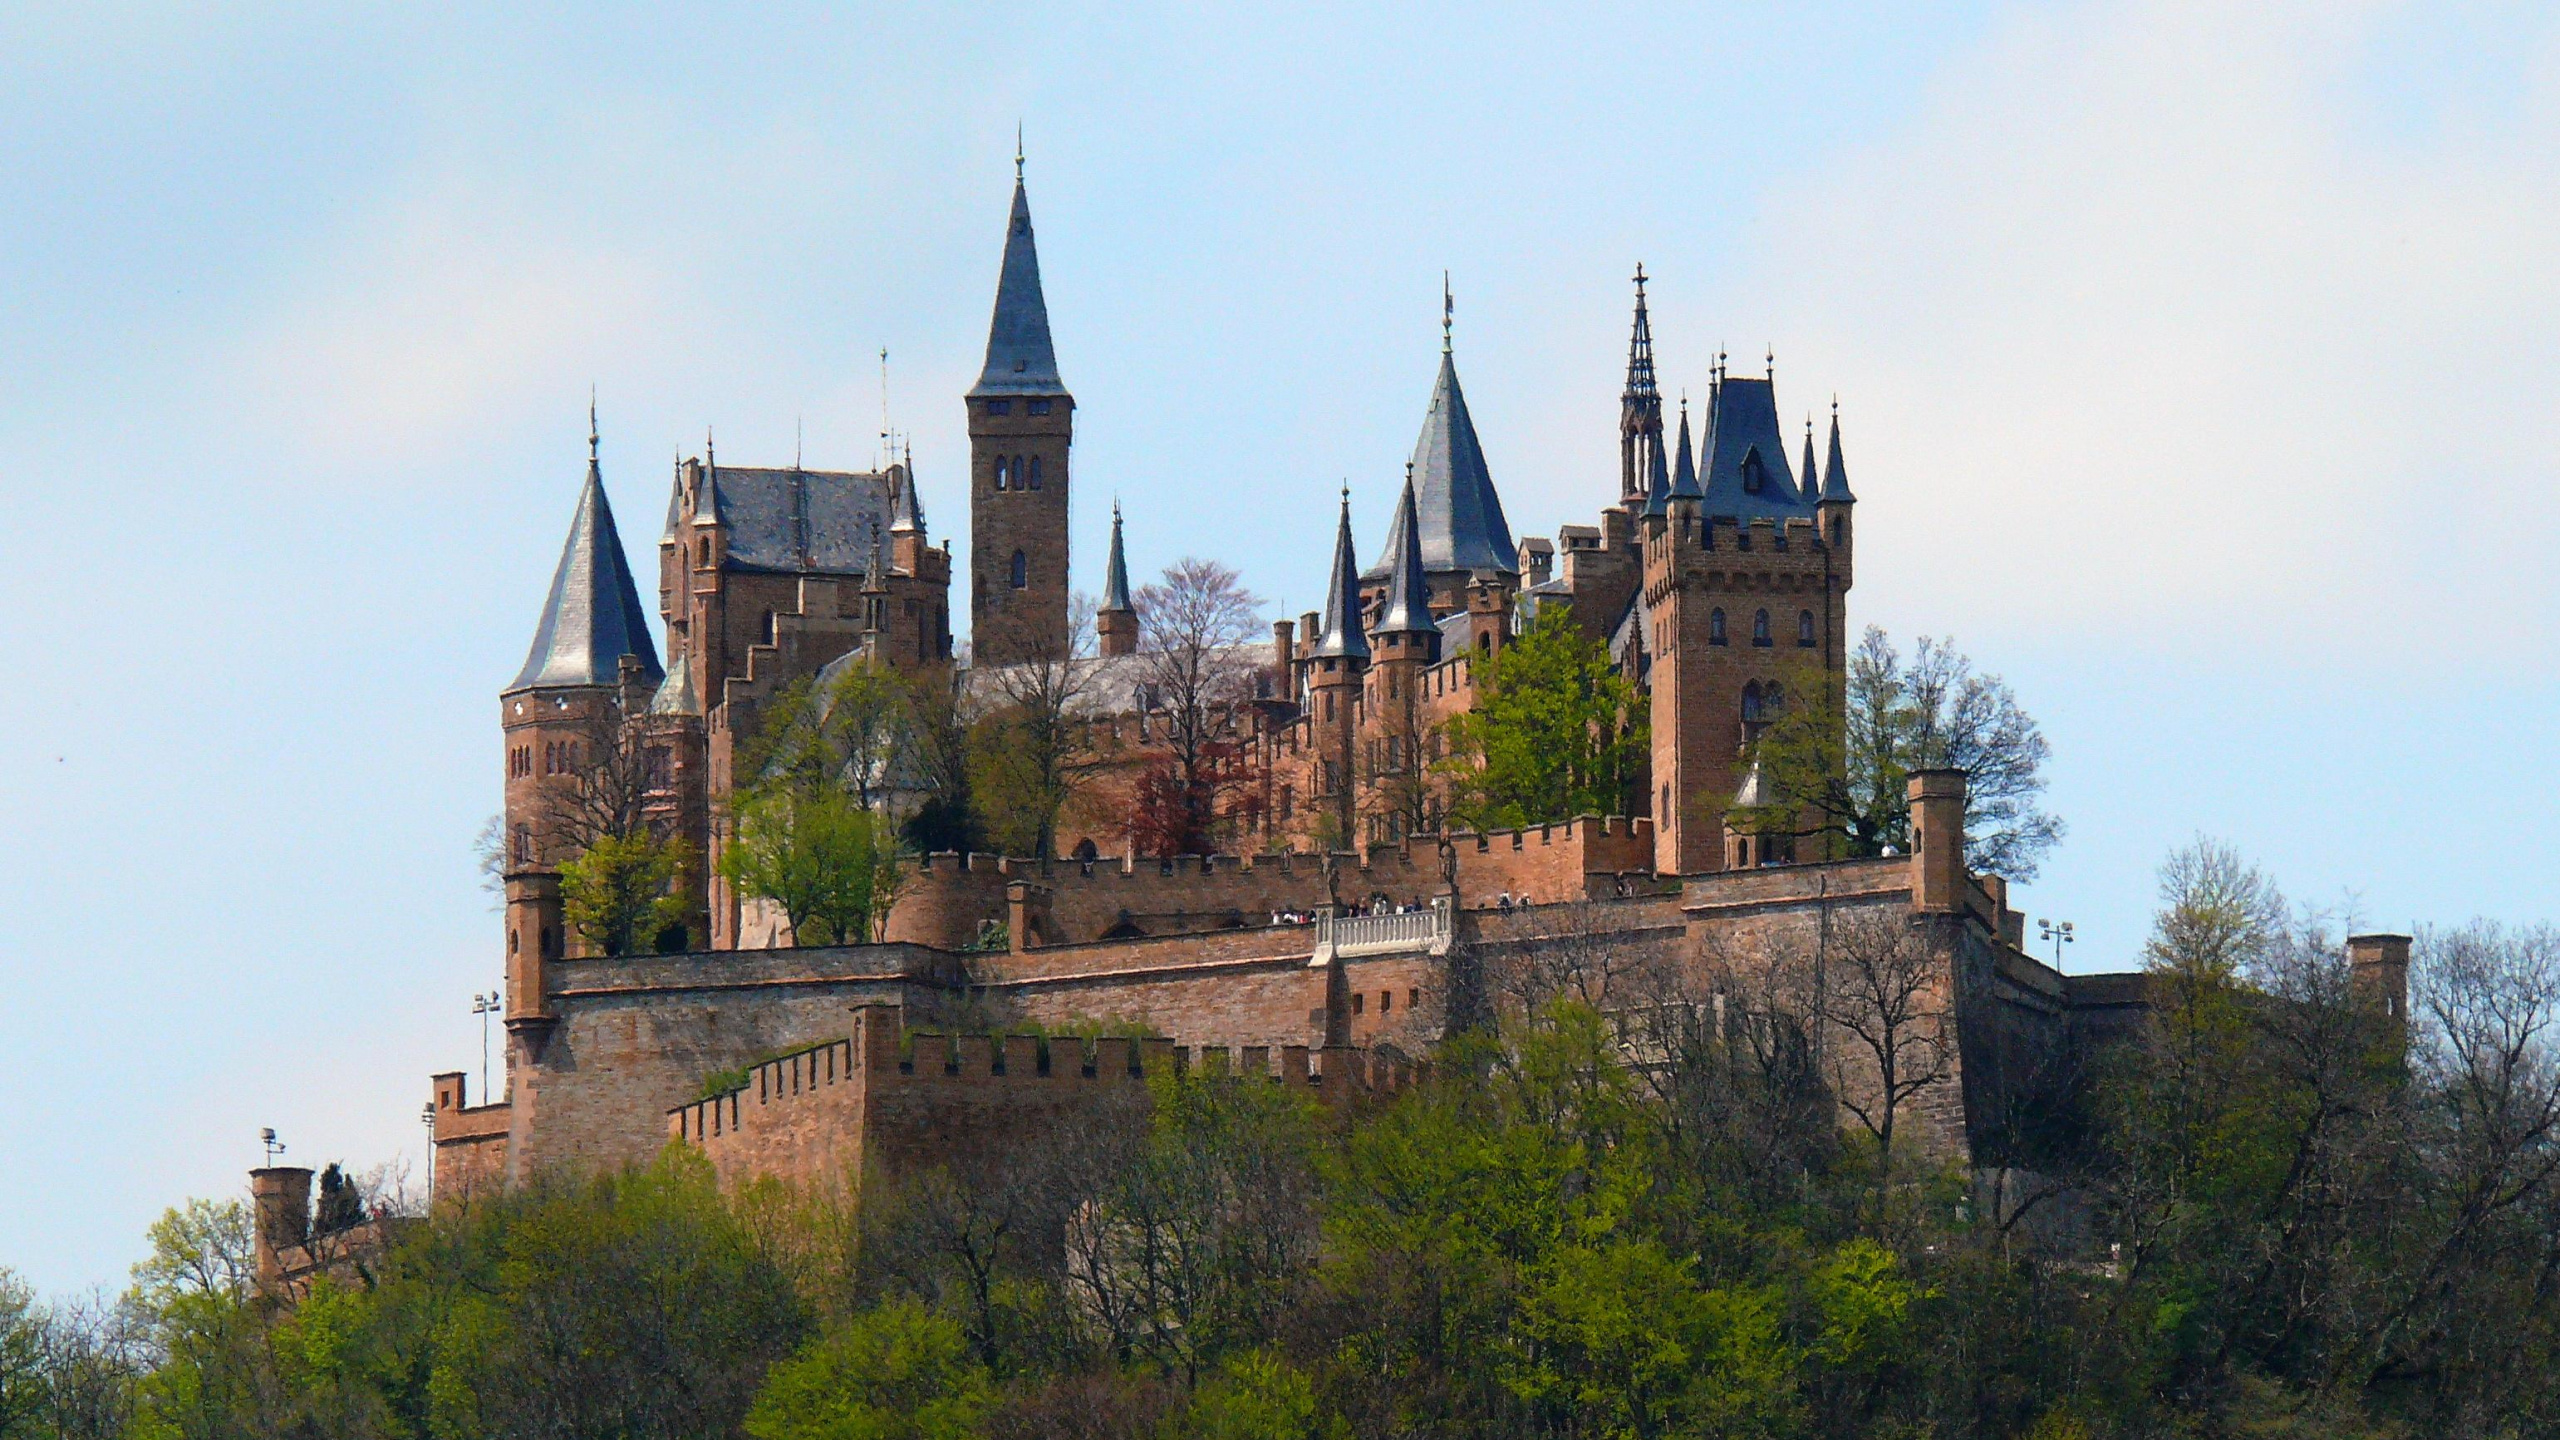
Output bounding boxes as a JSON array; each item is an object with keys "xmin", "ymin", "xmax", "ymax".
[
  {"xmin": 507, "ymin": 945, "xmax": 948, "ymax": 1183},
  {"xmin": 428, "ymin": 1071, "xmax": 512, "ymax": 1201},
  {"xmin": 1338, "ymin": 951, "xmax": 1444, "ymax": 1051},
  {"xmin": 884, "ymin": 818, "xmax": 1661, "ymax": 950},
  {"xmin": 969, "ymin": 925, "xmax": 1324, "ymax": 1048},
  {"xmin": 675, "ymin": 1006, "xmax": 1416, "ymax": 1191}
]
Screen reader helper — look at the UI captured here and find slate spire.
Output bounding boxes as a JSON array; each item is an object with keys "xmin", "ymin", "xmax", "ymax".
[
  {"xmin": 1366, "ymin": 298, "xmax": 1518, "ymax": 581},
  {"xmin": 1621, "ymin": 264, "xmax": 1666, "ymax": 503},
  {"xmin": 969, "ymin": 157, "xmax": 1063, "ymax": 397},
  {"xmin": 1100, "ymin": 501, "xmax": 1134, "ymax": 613},
  {"xmin": 1370, "ymin": 466, "xmax": 1438, "ymax": 641},
  {"xmin": 1654, "ymin": 393, "xmax": 1699, "ymax": 514},
  {"xmin": 1820, "ymin": 400, "xmax": 1856, "ymax": 504},
  {"xmin": 510, "ymin": 417, "xmax": 663, "ymax": 693},
  {"xmin": 1310, "ymin": 487, "xmax": 1370, "ymax": 661},
  {"xmin": 1802, "ymin": 417, "xmax": 1820, "ymax": 506}
]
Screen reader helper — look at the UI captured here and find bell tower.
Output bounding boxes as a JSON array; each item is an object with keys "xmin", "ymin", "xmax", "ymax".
[{"xmin": 968, "ymin": 149, "xmax": 1074, "ymax": 668}]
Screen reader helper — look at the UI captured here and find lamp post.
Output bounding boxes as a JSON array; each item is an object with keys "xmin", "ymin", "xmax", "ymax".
[
  {"xmin": 472, "ymin": 991, "xmax": 500, "ymax": 1102},
  {"xmin": 260, "ymin": 1127, "xmax": 286, "ymax": 1166},
  {"xmin": 2038, "ymin": 918, "xmax": 2075, "ymax": 967},
  {"xmin": 420, "ymin": 1102, "xmax": 436, "ymax": 1207}
]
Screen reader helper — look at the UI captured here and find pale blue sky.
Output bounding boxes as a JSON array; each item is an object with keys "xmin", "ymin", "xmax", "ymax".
[{"xmin": 4, "ymin": 1, "xmax": 2555, "ymax": 1295}]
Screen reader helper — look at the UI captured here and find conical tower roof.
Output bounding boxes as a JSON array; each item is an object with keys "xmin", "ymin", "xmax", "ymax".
[
  {"xmin": 1366, "ymin": 346, "xmax": 1517, "ymax": 581},
  {"xmin": 1100, "ymin": 502, "xmax": 1134, "ymax": 613},
  {"xmin": 1309, "ymin": 489, "xmax": 1371, "ymax": 662},
  {"xmin": 968, "ymin": 167, "xmax": 1064, "ymax": 398},
  {"xmin": 1820, "ymin": 405, "xmax": 1856, "ymax": 504},
  {"xmin": 1696, "ymin": 375, "xmax": 1812, "ymax": 520},
  {"xmin": 1653, "ymin": 396, "xmax": 1699, "ymax": 515},
  {"xmin": 1370, "ymin": 470, "xmax": 1438, "ymax": 640},
  {"xmin": 509, "ymin": 437, "xmax": 663, "ymax": 694}
]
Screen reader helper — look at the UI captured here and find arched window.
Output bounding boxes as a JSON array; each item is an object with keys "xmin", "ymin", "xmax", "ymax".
[
  {"xmin": 1028, "ymin": 456, "xmax": 1043, "ymax": 490},
  {"xmin": 1828, "ymin": 514, "xmax": 1845, "ymax": 545},
  {"xmin": 512, "ymin": 824, "xmax": 532, "ymax": 864},
  {"xmin": 1009, "ymin": 550, "xmax": 1028, "ymax": 589},
  {"xmin": 1797, "ymin": 609, "xmax": 1816, "ymax": 647},
  {"xmin": 696, "ymin": 536, "xmax": 710, "ymax": 567},
  {"xmin": 1072, "ymin": 838, "xmax": 1099, "ymax": 862},
  {"xmin": 1709, "ymin": 608, "xmax": 1727, "ymax": 645},
  {"xmin": 1741, "ymin": 682, "xmax": 1766, "ymax": 725},
  {"xmin": 1752, "ymin": 609, "xmax": 1772, "ymax": 646},
  {"xmin": 1014, "ymin": 456, "xmax": 1027, "ymax": 491},
  {"xmin": 994, "ymin": 458, "xmax": 1008, "ymax": 491}
]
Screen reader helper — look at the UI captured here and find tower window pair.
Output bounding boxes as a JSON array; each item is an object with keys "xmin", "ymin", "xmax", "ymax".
[
  {"xmin": 1028, "ymin": 398, "xmax": 1053, "ymax": 415},
  {"xmin": 992, "ymin": 455, "xmax": 1044, "ymax": 491}
]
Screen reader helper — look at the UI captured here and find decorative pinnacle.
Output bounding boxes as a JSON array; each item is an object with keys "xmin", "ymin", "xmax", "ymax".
[
  {"xmin": 1766, "ymin": 344, "xmax": 1775, "ymax": 380},
  {"xmin": 1015, "ymin": 123, "xmax": 1024, "ymax": 181},
  {"xmin": 1633, "ymin": 260, "xmax": 1646, "ymax": 294},
  {"xmin": 1441, "ymin": 272, "xmax": 1453, "ymax": 353},
  {"xmin": 588, "ymin": 386, "xmax": 599, "ymax": 462}
]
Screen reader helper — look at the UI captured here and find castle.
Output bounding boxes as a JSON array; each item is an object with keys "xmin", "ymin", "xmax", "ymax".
[{"xmin": 414, "ymin": 159, "xmax": 2411, "ymax": 1211}]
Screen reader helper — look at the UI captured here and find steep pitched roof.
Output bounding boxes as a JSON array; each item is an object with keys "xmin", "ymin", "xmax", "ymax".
[
  {"xmin": 888, "ymin": 458, "xmax": 924, "ymax": 535},
  {"xmin": 1310, "ymin": 491, "xmax": 1371, "ymax": 661},
  {"xmin": 701, "ymin": 466, "xmax": 896, "ymax": 576},
  {"xmin": 1652, "ymin": 398, "xmax": 1699, "ymax": 515},
  {"xmin": 510, "ymin": 453, "xmax": 663, "ymax": 693},
  {"xmin": 1100, "ymin": 502, "xmax": 1134, "ymax": 613},
  {"xmin": 968, "ymin": 176, "xmax": 1065, "ymax": 397},
  {"xmin": 1820, "ymin": 407, "xmax": 1856, "ymax": 504},
  {"xmin": 1370, "ymin": 473, "xmax": 1439, "ymax": 641},
  {"xmin": 648, "ymin": 657, "xmax": 699, "ymax": 716},
  {"xmin": 1696, "ymin": 376, "xmax": 1813, "ymax": 521},
  {"xmin": 1366, "ymin": 349, "xmax": 1518, "ymax": 580}
]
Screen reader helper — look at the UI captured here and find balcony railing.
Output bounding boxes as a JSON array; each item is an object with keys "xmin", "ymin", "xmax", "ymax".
[{"xmin": 1312, "ymin": 901, "xmax": 1452, "ymax": 963}]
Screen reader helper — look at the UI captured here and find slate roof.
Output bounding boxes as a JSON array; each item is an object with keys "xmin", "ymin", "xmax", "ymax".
[
  {"xmin": 702, "ymin": 466, "xmax": 896, "ymax": 576},
  {"xmin": 1650, "ymin": 400, "xmax": 1699, "ymax": 515},
  {"xmin": 1821, "ymin": 409, "xmax": 1856, "ymax": 504},
  {"xmin": 1370, "ymin": 476, "xmax": 1439, "ymax": 641},
  {"xmin": 510, "ymin": 456, "xmax": 664, "ymax": 693},
  {"xmin": 648, "ymin": 657, "xmax": 700, "ymax": 716},
  {"xmin": 1311, "ymin": 493, "xmax": 1371, "ymax": 661},
  {"xmin": 1101, "ymin": 503, "xmax": 1134, "ymax": 613},
  {"xmin": 1696, "ymin": 376, "xmax": 1814, "ymax": 521},
  {"xmin": 1366, "ymin": 350, "xmax": 1518, "ymax": 581},
  {"xmin": 969, "ymin": 177, "xmax": 1065, "ymax": 397}
]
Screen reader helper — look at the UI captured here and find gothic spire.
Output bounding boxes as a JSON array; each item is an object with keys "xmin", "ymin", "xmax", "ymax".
[
  {"xmin": 1801, "ymin": 416, "xmax": 1820, "ymax": 506},
  {"xmin": 969, "ymin": 158, "xmax": 1064, "ymax": 397},
  {"xmin": 1366, "ymin": 326, "xmax": 1518, "ymax": 582},
  {"xmin": 1620, "ymin": 265, "xmax": 1666, "ymax": 504},
  {"xmin": 888, "ymin": 455, "xmax": 922, "ymax": 535},
  {"xmin": 510, "ymin": 423, "xmax": 663, "ymax": 694},
  {"xmin": 1820, "ymin": 400, "xmax": 1856, "ymax": 504},
  {"xmin": 1654, "ymin": 393, "xmax": 1699, "ymax": 514},
  {"xmin": 1100, "ymin": 501, "xmax": 1133, "ymax": 614},
  {"xmin": 1370, "ymin": 466, "xmax": 1438, "ymax": 642},
  {"xmin": 1310, "ymin": 487, "xmax": 1370, "ymax": 662}
]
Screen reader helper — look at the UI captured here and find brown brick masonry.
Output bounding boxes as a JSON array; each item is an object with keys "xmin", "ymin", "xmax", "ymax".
[{"xmin": 668, "ymin": 1004, "xmax": 1417, "ymax": 1190}]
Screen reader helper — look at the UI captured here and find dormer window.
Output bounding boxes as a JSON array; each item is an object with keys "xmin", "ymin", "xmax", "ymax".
[{"xmin": 1741, "ymin": 447, "xmax": 1765, "ymax": 494}]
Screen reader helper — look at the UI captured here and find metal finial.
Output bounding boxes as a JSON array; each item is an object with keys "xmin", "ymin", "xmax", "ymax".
[
  {"xmin": 1632, "ymin": 261, "xmax": 1646, "ymax": 294},
  {"xmin": 1766, "ymin": 344, "xmax": 1775, "ymax": 380},
  {"xmin": 588, "ymin": 386, "xmax": 598, "ymax": 462},
  {"xmin": 1832, "ymin": 392, "xmax": 1840, "ymax": 418},
  {"xmin": 1442, "ymin": 272, "xmax": 1453, "ymax": 353},
  {"xmin": 705, "ymin": 426, "xmax": 714, "ymax": 467},
  {"xmin": 1341, "ymin": 481, "xmax": 1351, "ymax": 508},
  {"xmin": 1015, "ymin": 123, "xmax": 1024, "ymax": 181}
]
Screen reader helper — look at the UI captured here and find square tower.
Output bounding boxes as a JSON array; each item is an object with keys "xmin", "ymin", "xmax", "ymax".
[{"xmin": 968, "ymin": 165, "xmax": 1074, "ymax": 667}]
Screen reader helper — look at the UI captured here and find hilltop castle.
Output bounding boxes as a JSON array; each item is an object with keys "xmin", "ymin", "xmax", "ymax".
[{"xmin": 416, "ymin": 161, "xmax": 2408, "ymax": 1212}]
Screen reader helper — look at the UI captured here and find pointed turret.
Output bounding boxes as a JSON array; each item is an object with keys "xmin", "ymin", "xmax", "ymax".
[
  {"xmin": 1097, "ymin": 501, "xmax": 1138, "ymax": 657},
  {"xmin": 1820, "ymin": 403, "xmax": 1855, "ymax": 504},
  {"xmin": 1366, "ymin": 304, "xmax": 1517, "ymax": 582},
  {"xmin": 888, "ymin": 457, "xmax": 922, "ymax": 535},
  {"xmin": 1802, "ymin": 419, "xmax": 1820, "ymax": 507},
  {"xmin": 1310, "ymin": 489, "xmax": 1371, "ymax": 662},
  {"xmin": 1619, "ymin": 265, "xmax": 1665, "ymax": 504},
  {"xmin": 509, "ymin": 424, "xmax": 663, "ymax": 694},
  {"xmin": 1370, "ymin": 470, "xmax": 1438, "ymax": 642},
  {"xmin": 648, "ymin": 656, "xmax": 700, "ymax": 716},
  {"xmin": 1653, "ymin": 395, "xmax": 1699, "ymax": 515},
  {"xmin": 968, "ymin": 167, "xmax": 1063, "ymax": 397}
]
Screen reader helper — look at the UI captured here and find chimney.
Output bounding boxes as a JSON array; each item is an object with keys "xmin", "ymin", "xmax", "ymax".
[
  {"xmin": 1272, "ymin": 619, "xmax": 1296, "ymax": 695},
  {"xmin": 1907, "ymin": 769, "xmax": 1966, "ymax": 914}
]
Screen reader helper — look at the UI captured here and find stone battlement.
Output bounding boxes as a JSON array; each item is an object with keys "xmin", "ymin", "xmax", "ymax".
[{"xmin": 668, "ymin": 1005, "xmax": 1415, "ymax": 1190}]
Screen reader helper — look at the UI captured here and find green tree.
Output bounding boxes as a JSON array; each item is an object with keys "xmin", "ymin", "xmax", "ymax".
[
  {"xmin": 559, "ymin": 830, "xmax": 694, "ymax": 955},
  {"xmin": 1438, "ymin": 605, "xmax": 1646, "ymax": 832},
  {"xmin": 1746, "ymin": 626, "xmax": 2063, "ymax": 879},
  {"xmin": 745, "ymin": 1301, "xmax": 992, "ymax": 1440},
  {"xmin": 746, "ymin": 661, "xmax": 919, "ymax": 813},
  {"xmin": 720, "ymin": 787, "xmax": 905, "ymax": 946}
]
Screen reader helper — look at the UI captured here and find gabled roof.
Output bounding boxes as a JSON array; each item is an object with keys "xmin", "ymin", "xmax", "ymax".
[
  {"xmin": 1696, "ymin": 376, "xmax": 1813, "ymax": 521},
  {"xmin": 1310, "ymin": 491, "xmax": 1370, "ymax": 662},
  {"xmin": 1366, "ymin": 349, "xmax": 1518, "ymax": 581},
  {"xmin": 1100, "ymin": 503, "xmax": 1134, "ymax": 613},
  {"xmin": 698, "ymin": 466, "xmax": 896, "ymax": 576},
  {"xmin": 509, "ymin": 454, "xmax": 663, "ymax": 694},
  {"xmin": 969, "ymin": 176, "xmax": 1065, "ymax": 397},
  {"xmin": 1370, "ymin": 474, "xmax": 1438, "ymax": 641}
]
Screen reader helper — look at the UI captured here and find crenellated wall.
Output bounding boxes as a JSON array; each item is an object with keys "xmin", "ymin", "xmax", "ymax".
[{"xmin": 669, "ymin": 1004, "xmax": 1416, "ymax": 1191}]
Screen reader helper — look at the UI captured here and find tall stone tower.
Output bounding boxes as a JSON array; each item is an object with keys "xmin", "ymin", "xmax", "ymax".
[
  {"xmin": 1642, "ymin": 370, "xmax": 1853, "ymax": 875},
  {"xmin": 500, "ymin": 414, "xmax": 661, "ymax": 1017},
  {"xmin": 968, "ymin": 155, "xmax": 1073, "ymax": 667},
  {"xmin": 1306, "ymin": 491, "xmax": 1370, "ymax": 846}
]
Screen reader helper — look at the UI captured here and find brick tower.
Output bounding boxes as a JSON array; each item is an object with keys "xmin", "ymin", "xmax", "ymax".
[
  {"xmin": 1306, "ymin": 490, "xmax": 1370, "ymax": 846},
  {"xmin": 1097, "ymin": 501, "xmax": 1137, "ymax": 657},
  {"xmin": 968, "ymin": 153, "xmax": 1073, "ymax": 667},
  {"xmin": 500, "ymin": 411, "xmax": 662, "ymax": 1014},
  {"xmin": 1642, "ymin": 366, "xmax": 1853, "ymax": 874},
  {"xmin": 1364, "ymin": 470, "xmax": 1441, "ymax": 840}
]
